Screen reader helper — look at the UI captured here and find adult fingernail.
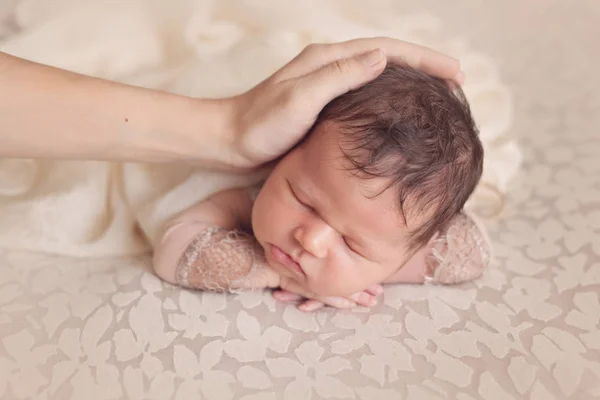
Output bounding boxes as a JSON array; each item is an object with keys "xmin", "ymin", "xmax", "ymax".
[
  {"xmin": 359, "ymin": 49, "xmax": 384, "ymax": 67},
  {"xmin": 454, "ymin": 71, "xmax": 465, "ymax": 85}
]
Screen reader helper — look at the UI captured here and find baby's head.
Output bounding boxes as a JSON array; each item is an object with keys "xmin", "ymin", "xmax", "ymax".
[{"xmin": 252, "ymin": 64, "xmax": 483, "ymax": 296}]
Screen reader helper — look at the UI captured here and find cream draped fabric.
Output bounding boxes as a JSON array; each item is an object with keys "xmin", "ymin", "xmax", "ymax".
[{"xmin": 0, "ymin": 0, "xmax": 520, "ymax": 257}]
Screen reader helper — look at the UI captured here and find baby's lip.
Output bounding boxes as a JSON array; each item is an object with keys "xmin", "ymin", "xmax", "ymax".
[
  {"xmin": 288, "ymin": 251, "xmax": 302, "ymax": 264},
  {"xmin": 270, "ymin": 244, "xmax": 305, "ymax": 275}
]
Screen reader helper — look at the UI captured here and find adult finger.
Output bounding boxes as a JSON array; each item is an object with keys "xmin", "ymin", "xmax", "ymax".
[
  {"xmin": 276, "ymin": 37, "xmax": 461, "ymax": 82},
  {"xmin": 335, "ymin": 37, "xmax": 461, "ymax": 80},
  {"xmin": 293, "ymin": 48, "xmax": 387, "ymax": 110}
]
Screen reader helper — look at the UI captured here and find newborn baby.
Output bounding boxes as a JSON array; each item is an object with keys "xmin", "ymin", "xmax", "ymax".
[{"xmin": 153, "ymin": 64, "xmax": 492, "ymax": 309}]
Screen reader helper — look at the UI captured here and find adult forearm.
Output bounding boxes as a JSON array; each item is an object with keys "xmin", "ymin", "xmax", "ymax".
[
  {"xmin": 0, "ymin": 52, "xmax": 232, "ymax": 165},
  {"xmin": 0, "ymin": 37, "xmax": 463, "ymax": 169}
]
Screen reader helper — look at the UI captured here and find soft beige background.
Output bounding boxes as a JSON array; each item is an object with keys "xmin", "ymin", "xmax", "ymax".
[{"xmin": 1, "ymin": 1, "xmax": 599, "ymax": 399}]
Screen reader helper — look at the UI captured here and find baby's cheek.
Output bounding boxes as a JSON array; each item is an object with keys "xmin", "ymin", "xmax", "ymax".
[
  {"xmin": 251, "ymin": 196, "xmax": 273, "ymax": 238},
  {"xmin": 253, "ymin": 191, "xmax": 290, "ymax": 237}
]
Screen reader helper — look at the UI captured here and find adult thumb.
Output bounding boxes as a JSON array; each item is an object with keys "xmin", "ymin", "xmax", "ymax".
[{"xmin": 297, "ymin": 48, "xmax": 386, "ymax": 108}]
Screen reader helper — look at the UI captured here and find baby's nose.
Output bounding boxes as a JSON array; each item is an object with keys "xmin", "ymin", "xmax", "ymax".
[{"xmin": 293, "ymin": 224, "xmax": 332, "ymax": 258}]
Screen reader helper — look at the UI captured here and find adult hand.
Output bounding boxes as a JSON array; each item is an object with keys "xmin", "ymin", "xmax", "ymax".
[
  {"xmin": 227, "ymin": 37, "xmax": 463, "ymax": 169},
  {"xmin": 0, "ymin": 39, "xmax": 460, "ymax": 167}
]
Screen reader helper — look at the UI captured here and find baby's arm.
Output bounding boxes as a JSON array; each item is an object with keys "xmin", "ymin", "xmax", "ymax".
[
  {"xmin": 152, "ymin": 188, "xmax": 280, "ymax": 292},
  {"xmin": 384, "ymin": 212, "xmax": 493, "ymax": 285}
]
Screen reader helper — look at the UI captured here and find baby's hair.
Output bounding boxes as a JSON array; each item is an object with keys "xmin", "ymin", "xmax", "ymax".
[{"xmin": 316, "ymin": 64, "xmax": 484, "ymax": 251}]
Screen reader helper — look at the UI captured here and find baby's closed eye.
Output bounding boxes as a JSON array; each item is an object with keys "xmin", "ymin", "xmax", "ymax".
[
  {"xmin": 287, "ymin": 179, "xmax": 313, "ymax": 210},
  {"xmin": 342, "ymin": 236, "xmax": 361, "ymax": 255}
]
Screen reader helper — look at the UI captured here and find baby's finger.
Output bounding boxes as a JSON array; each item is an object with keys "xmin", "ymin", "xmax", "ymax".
[
  {"xmin": 298, "ymin": 299, "xmax": 326, "ymax": 312},
  {"xmin": 349, "ymin": 292, "xmax": 378, "ymax": 307},
  {"xmin": 365, "ymin": 284, "xmax": 384, "ymax": 296},
  {"xmin": 319, "ymin": 296, "xmax": 357, "ymax": 309},
  {"xmin": 273, "ymin": 290, "xmax": 304, "ymax": 303}
]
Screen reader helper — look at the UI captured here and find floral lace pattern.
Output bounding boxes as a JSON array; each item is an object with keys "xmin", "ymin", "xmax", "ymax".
[{"xmin": 1, "ymin": 1, "xmax": 599, "ymax": 399}]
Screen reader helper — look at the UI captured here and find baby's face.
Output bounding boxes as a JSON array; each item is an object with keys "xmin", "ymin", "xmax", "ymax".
[{"xmin": 252, "ymin": 123, "xmax": 418, "ymax": 297}]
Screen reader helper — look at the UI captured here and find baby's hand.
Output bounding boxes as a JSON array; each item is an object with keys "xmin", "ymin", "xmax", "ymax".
[
  {"xmin": 273, "ymin": 279, "xmax": 383, "ymax": 312},
  {"xmin": 233, "ymin": 258, "xmax": 282, "ymax": 291}
]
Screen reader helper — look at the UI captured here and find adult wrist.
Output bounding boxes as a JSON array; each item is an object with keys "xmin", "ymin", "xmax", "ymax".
[{"xmin": 143, "ymin": 94, "xmax": 238, "ymax": 169}]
